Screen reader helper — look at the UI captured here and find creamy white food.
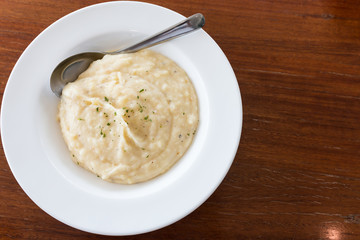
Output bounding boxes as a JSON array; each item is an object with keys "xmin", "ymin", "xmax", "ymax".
[{"xmin": 58, "ymin": 49, "xmax": 198, "ymax": 184}]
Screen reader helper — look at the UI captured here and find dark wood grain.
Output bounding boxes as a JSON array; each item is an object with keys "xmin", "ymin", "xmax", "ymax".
[{"xmin": 1, "ymin": 0, "xmax": 360, "ymax": 239}]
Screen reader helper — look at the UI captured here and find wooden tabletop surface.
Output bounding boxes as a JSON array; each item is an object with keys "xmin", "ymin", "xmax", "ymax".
[{"xmin": 1, "ymin": 0, "xmax": 360, "ymax": 239}]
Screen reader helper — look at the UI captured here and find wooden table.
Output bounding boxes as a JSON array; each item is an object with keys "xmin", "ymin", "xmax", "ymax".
[{"xmin": 1, "ymin": 0, "xmax": 360, "ymax": 239}]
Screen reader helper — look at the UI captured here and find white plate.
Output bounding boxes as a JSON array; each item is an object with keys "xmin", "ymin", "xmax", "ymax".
[{"xmin": 1, "ymin": 1, "xmax": 242, "ymax": 236}]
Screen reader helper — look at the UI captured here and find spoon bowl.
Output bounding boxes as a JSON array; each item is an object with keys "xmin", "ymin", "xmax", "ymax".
[
  {"xmin": 50, "ymin": 52, "xmax": 104, "ymax": 97},
  {"xmin": 50, "ymin": 13, "xmax": 205, "ymax": 97}
]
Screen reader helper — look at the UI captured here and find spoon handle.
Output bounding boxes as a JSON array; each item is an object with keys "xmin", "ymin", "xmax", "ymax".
[{"xmin": 112, "ymin": 13, "xmax": 205, "ymax": 54}]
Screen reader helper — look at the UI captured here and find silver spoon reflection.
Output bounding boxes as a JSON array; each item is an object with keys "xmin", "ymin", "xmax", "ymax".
[{"xmin": 50, "ymin": 13, "xmax": 205, "ymax": 97}]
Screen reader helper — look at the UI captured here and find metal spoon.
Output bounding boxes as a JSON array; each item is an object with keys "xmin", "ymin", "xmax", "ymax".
[{"xmin": 50, "ymin": 13, "xmax": 205, "ymax": 97}]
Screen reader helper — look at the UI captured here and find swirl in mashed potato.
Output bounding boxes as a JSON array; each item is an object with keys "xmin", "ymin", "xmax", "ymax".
[{"xmin": 58, "ymin": 49, "xmax": 198, "ymax": 184}]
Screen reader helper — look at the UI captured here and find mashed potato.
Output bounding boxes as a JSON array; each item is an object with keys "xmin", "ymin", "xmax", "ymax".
[{"xmin": 58, "ymin": 49, "xmax": 199, "ymax": 184}]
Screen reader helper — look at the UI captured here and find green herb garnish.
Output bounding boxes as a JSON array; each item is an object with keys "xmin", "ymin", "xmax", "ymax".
[
  {"xmin": 137, "ymin": 103, "xmax": 144, "ymax": 112},
  {"xmin": 104, "ymin": 96, "xmax": 109, "ymax": 102}
]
